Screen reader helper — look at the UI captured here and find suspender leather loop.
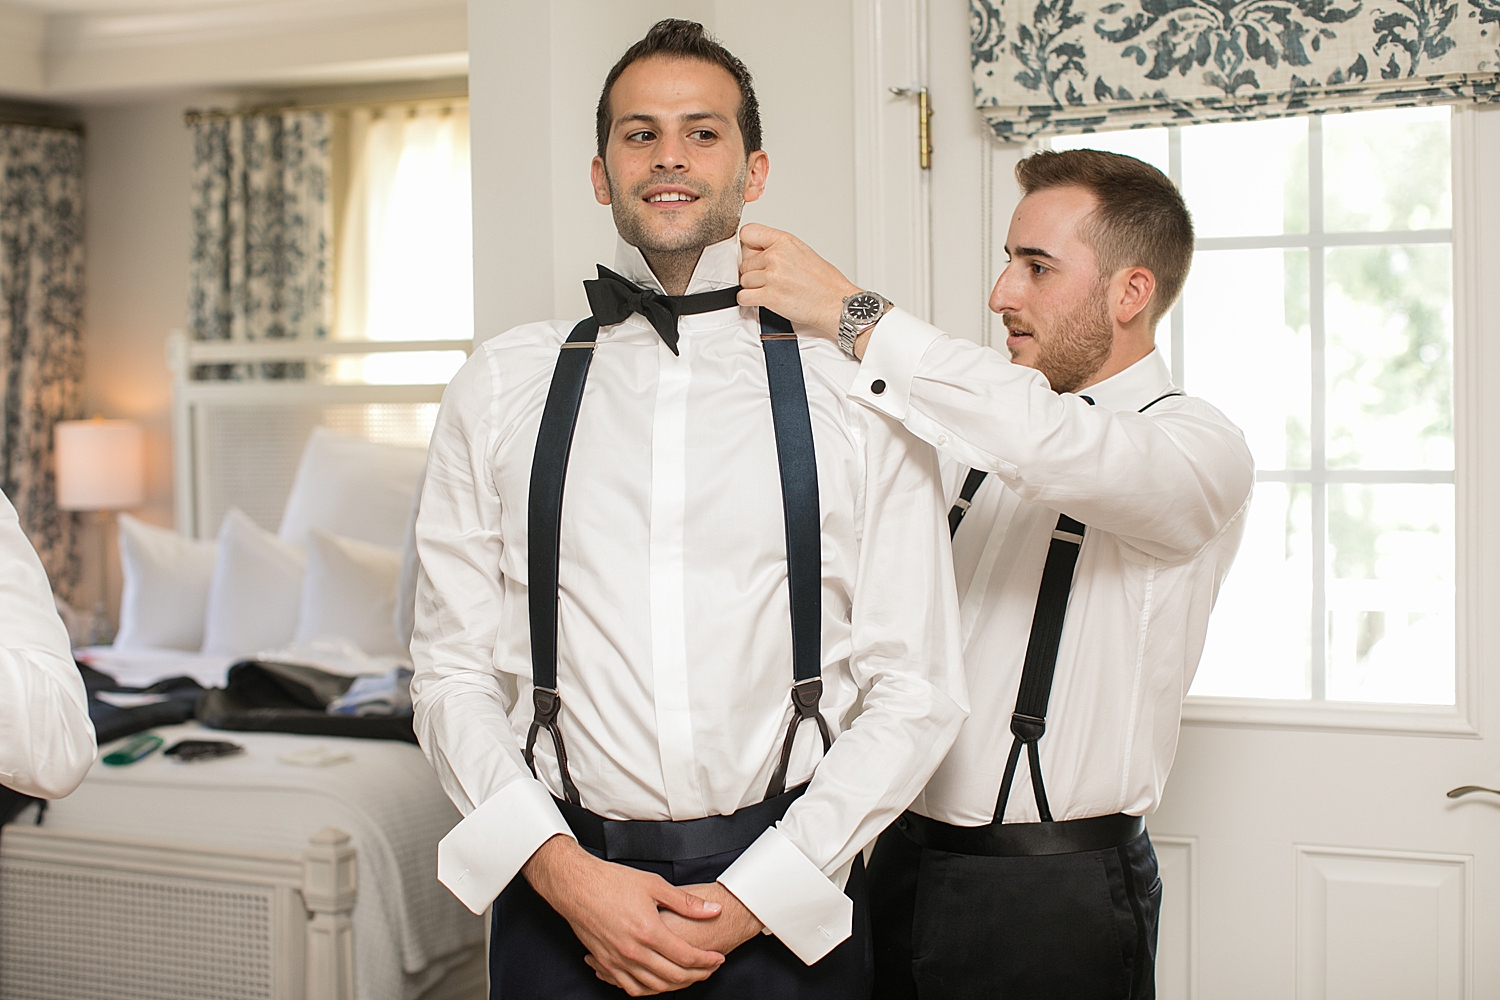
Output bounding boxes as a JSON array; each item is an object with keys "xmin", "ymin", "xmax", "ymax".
[
  {"xmin": 767, "ymin": 678, "xmax": 834, "ymax": 800},
  {"xmin": 526, "ymin": 295, "xmax": 828, "ymax": 811}
]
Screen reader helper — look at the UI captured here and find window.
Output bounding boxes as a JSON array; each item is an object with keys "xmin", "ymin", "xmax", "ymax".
[
  {"xmin": 1052, "ymin": 107, "xmax": 1456, "ymax": 708},
  {"xmin": 333, "ymin": 101, "xmax": 472, "ymax": 385}
]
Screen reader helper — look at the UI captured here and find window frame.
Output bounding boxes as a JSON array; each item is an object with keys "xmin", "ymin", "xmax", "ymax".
[{"xmin": 1174, "ymin": 106, "xmax": 1482, "ymax": 737}]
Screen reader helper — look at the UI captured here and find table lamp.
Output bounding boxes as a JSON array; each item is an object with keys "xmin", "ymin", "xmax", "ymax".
[{"xmin": 55, "ymin": 418, "xmax": 145, "ymax": 645}]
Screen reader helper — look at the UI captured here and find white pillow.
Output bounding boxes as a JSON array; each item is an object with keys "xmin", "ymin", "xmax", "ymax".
[
  {"xmin": 278, "ymin": 427, "xmax": 428, "ymax": 550},
  {"xmin": 294, "ymin": 528, "xmax": 405, "ymax": 657},
  {"xmin": 201, "ymin": 508, "xmax": 306, "ymax": 657},
  {"xmin": 114, "ymin": 513, "xmax": 217, "ymax": 651}
]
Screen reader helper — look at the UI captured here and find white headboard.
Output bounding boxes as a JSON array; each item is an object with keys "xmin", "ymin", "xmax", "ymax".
[{"xmin": 167, "ymin": 333, "xmax": 471, "ymax": 540}]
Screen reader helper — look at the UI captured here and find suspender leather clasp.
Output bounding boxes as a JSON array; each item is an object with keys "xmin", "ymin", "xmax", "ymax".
[
  {"xmin": 1010, "ymin": 712, "xmax": 1046, "ymax": 743},
  {"xmin": 767, "ymin": 678, "xmax": 834, "ymax": 800},
  {"xmin": 791, "ymin": 677, "xmax": 824, "ymax": 717},
  {"xmin": 533, "ymin": 686, "xmax": 561, "ymax": 725},
  {"xmin": 525, "ymin": 686, "xmax": 581, "ymax": 806}
]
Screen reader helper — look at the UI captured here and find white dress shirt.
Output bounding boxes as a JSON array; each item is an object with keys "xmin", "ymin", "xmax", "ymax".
[
  {"xmin": 852, "ymin": 309, "xmax": 1253, "ymax": 826},
  {"xmin": 0, "ymin": 491, "xmax": 95, "ymax": 799},
  {"xmin": 410, "ymin": 237, "xmax": 967, "ymax": 963}
]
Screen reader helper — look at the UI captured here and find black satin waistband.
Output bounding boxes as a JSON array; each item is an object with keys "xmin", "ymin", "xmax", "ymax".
[
  {"xmin": 555, "ymin": 784, "xmax": 808, "ymax": 863},
  {"xmin": 896, "ymin": 809, "xmax": 1145, "ymax": 857}
]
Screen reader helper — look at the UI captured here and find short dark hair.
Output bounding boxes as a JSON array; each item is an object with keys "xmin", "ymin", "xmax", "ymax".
[
  {"xmin": 1016, "ymin": 149, "xmax": 1194, "ymax": 325},
  {"xmin": 595, "ymin": 19, "xmax": 762, "ymax": 160}
]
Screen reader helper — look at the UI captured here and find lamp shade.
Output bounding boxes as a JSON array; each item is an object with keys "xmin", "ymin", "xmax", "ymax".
[{"xmin": 55, "ymin": 418, "xmax": 145, "ymax": 512}]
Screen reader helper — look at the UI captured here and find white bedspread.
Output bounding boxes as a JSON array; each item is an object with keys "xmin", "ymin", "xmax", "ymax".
[{"xmin": 49, "ymin": 721, "xmax": 484, "ymax": 1000}]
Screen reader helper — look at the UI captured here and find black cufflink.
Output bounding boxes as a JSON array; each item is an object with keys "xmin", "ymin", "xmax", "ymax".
[{"xmin": 871, "ymin": 379, "xmax": 887, "ymax": 395}]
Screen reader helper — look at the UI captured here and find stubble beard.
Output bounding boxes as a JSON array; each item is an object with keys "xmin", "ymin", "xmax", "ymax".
[
  {"xmin": 1007, "ymin": 279, "xmax": 1115, "ymax": 394},
  {"xmin": 608, "ymin": 165, "xmax": 746, "ymax": 260}
]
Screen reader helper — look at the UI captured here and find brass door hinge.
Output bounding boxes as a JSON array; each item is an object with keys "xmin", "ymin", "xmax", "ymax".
[{"xmin": 889, "ymin": 86, "xmax": 933, "ymax": 169}]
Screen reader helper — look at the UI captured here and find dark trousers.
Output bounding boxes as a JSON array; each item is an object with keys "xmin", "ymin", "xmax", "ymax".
[
  {"xmin": 867, "ymin": 825, "xmax": 1160, "ymax": 1000},
  {"xmin": 490, "ymin": 848, "xmax": 872, "ymax": 999}
]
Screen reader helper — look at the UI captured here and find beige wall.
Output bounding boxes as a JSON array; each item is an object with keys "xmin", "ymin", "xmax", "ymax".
[
  {"xmin": 71, "ymin": 97, "xmax": 203, "ymax": 619},
  {"xmin": 468, "ymin": 0, "xmax": 857, "ymax": 339}
]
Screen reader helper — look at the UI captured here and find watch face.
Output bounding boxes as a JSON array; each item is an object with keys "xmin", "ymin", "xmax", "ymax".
[{"xmin": 846, "ymin": 293, "xmax": 884, "ymax": 323}]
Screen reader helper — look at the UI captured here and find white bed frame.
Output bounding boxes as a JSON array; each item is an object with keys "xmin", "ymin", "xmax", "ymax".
[{"xmin": 0, "ymin": 334, "xmax": 478, "ymax": 1000}]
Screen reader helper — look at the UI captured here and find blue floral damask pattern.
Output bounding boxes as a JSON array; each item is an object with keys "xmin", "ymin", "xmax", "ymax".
[
  {"xmin": 0, "ymin": 125, "xmax": 84, "ymax": 597},
  {"xmin": 188, "ymin": 112, "xmax": 332, "ymax": 380},
  {"xmin": 970, "ymin": 0, "xmax": 1500, "ymax": 138}
]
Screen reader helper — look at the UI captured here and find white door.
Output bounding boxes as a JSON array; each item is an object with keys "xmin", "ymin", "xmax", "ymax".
[{"xmin": 867, "ymin": 4, "xmax": 1500, "ymax": 997}]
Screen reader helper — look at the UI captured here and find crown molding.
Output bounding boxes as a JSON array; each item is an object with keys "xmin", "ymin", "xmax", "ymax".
[{"xmin": 0, "ymin": 0, "xmax": 466, "ymax": 100}]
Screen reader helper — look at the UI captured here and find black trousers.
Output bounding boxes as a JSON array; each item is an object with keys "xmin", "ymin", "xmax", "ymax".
[
  {"xmin": 867, "ymin": 825, "xmax": 1160, "ymax": 1000},
  {"xmin": 490, "ymin": 848, "xmax": 872, "ymax": 999}
]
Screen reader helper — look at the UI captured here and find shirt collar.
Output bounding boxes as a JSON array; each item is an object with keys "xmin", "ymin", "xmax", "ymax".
[
  {"xmin": 611, "ymin": 234, "xmax": 742, "ymax": 296},
  {"xmin": 1076, "ymin": 348, "xmax": 1177, "ymax": 412}
]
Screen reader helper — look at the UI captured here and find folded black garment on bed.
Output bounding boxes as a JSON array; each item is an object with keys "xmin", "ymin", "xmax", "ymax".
[
  {"xmin": 78, "ymin": 661, "xmax": 205, "ymax": 745},
  {"xmin": 195, "ymin": 660, "xmax": 417, "ymax": 743}
]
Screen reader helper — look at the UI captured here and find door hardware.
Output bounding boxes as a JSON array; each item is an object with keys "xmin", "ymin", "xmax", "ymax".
[
  {"xmin": 1447, "ymin": 785, "xmax": 1500, "ymax": 799},
  {"xmin": 889, "ymin": 86, "xmax": 932, "ymax": 170}
]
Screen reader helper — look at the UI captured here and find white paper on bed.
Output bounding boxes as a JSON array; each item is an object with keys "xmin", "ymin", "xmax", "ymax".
[
  {"xmin": 115, "ymin": 513, "xmax": 217, "ymax": 651},
  {"xmin": 55, "ymin": 724, "xmax": 484, "ymax": 1000}
]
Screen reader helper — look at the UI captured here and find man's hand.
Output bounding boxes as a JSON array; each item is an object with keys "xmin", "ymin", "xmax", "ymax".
[
  {"xmin": 657, "ymin": 882, "xmax": 764, "ymax": 956},
  {"xmin": 738, "ymin": 223, "xmax": 861, "ymax": 338},
  {"xmin": 523, "ymin": 835, "xmax": 726, "ymax": 996}
]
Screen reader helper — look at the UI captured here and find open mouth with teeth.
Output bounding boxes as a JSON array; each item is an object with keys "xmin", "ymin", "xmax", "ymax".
[{"xmin": 645, "ymin": 190, "xmax": 700, "ymax": 205}]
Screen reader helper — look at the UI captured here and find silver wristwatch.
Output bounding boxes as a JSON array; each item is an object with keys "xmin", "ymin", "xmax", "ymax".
[{"xmin": 838, "ymin": 291, "xmax": 893, "ymax": 359}]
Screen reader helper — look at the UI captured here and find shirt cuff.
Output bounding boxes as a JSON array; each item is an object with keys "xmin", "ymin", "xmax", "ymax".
[
  {"xmin": 436, "ymin": 775, "xmax": 572, "ymax": 914},
  {"xmin": 848, "ymin": 307, "xmax": 945, "ymax": 421},
  {"xmin": 716, "ymin": 826, "xmax": 854, "ymax": 965}
]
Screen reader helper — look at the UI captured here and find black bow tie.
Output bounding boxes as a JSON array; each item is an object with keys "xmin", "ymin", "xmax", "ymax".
[{"xmin": 583, "ymin": 265, "xmax": 742, "ymax": 355}]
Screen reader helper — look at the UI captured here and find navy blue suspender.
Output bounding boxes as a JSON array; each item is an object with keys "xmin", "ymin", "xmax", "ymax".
[{"xmin": 524, "ymin": 304, "xmax": 830, "ymax": 808}]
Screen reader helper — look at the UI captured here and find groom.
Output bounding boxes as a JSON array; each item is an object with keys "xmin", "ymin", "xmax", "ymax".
[{"xmin": 411, "ymin": 19, "xmax": 967, "ymax": 998}]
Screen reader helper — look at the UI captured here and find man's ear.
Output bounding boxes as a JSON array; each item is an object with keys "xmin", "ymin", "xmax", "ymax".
[
  {"xmin": 591, "ymin": 156, "xmax": 612, "ymax": 206},
  {"xmin": 1113, "ymin": 266, "xmax": 1156, "ymax": 326},
  {"xmin": 742, "ymin": 150, "xmax": 770, "ymax": 204}
]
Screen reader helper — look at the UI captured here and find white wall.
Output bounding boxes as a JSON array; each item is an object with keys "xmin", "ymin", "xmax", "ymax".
[{"xmin": 468, "ymin": 0, "xmax": 857, "ymax": 339}]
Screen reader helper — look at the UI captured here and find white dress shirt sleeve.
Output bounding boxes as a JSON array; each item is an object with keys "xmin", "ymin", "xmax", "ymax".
[
  {"xmin": 410, "ymin": 349, "xmax": 572, "ymax": 915},
  {"xmin": 852, "ymin": 309, "xmax": 1255, "ymax": 562},
  {"xmin": 0, "ymin": 492, "xmax": 95, "ymax": 799},
  {"xmin": 718, "ymin": 400, "xmax": 970, "ymax": 964}
]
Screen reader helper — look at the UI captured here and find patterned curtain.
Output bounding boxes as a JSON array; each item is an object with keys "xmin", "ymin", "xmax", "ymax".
[
  {"xmin": 187, "ymin": 111, "xmax": 332, "ymax": 380},
  {"xmin": 0, "ymin": 125, "xmax": 84, "ymax": 599},
  {"xmin": 971, "ymin": 0, "xmax": 1500, "ymax": 139}
]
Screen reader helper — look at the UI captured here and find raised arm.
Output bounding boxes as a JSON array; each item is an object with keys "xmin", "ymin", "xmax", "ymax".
[{"xmin": 738, "ymin": 225, "xmax": 1254, "ymax": 562}]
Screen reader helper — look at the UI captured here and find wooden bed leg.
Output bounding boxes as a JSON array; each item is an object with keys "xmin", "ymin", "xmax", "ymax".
[{"xmin": 303, "ymin": 827, "xmax": 358, "ymax": 1000}]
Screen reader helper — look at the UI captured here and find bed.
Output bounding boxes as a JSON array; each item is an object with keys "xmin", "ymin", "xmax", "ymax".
[{"xmin": 0, "ymin": 335, "xmax": 482, "ymax": 1000}]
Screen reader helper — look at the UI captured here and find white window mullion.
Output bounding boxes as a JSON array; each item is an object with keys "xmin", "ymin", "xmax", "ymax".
[
  {"xmin": 1168, "ymin": 126, "xmax": 1186, "ymax": 387},
  {"xmin": 1309, "ymin": 114, "xmax": 1328, "ymax": 703}
]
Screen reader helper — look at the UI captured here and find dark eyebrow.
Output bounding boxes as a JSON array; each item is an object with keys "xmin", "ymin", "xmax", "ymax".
[
  {"xmin": 616, "ymin": 111, "xmax": 731, "ymax": 131},
  {"xmin": 1007, "ymin": 245, "xmax": 1057, "ymax": 260},
  {"xmin": 616, "ymin": 113, "xmax": 662, "ymax": 130}
]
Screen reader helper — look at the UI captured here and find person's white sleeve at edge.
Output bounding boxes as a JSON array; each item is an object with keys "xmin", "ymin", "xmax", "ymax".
[
  {"xmin": 0, "ymin": 491, "xmax": 96, "ymax": 799},
  {"xmin": 409, "ymin": 348, "xmax": 571, "ymax": 917},
  {"xmin": 852, "ymin": 308, "xmax": 1255, "ymax": 562},
  {"xmin": 718, "ymin": 402, "xmax": 970, "ymax": 965}
]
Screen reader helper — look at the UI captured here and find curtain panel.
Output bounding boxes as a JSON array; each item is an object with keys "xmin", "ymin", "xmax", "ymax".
[
  {"xmin": 187, "ymin": 111, "xmax": 332, "ymax": 380},
  {"xmin": 0, "ymin": 125, "xmax": 84, "ymax": 598},
  {"xmin": 970, "ymin": 0, "xmax": 1500, "ymax": 139}
]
